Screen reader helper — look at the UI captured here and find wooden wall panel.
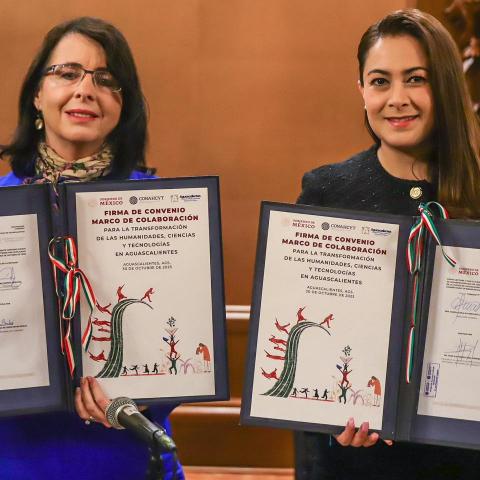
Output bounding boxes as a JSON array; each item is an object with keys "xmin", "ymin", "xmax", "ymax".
[
  {"xmin": 417, "ymin": 0, "xmax": 453, "ymax": 32},
  {"xmin": 0, "ymin": 1, "xmax": 420, "ymax": 468},
  {"xmin": 171, "ymin": 317, "xmax": 295, "ymax": 468},
  {"xmin": 0, "ymin": 0, "xmax": 407, "ymax": 305}
]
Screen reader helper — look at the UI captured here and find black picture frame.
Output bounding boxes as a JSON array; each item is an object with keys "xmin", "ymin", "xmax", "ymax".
[
  {"xmin": 406, "ymin": 219, "xmax": 480, "ymax": 450},
  {"xmin": 63, "ymin": 177, "xmax": 229, "ymax": 404},
  {"xmin": 241, "ymin": 201, "xmax": 412, "ymax": 438},
  {"xmin": 0, "ymin": 184, "xmax": 69, "ymax": 416}
]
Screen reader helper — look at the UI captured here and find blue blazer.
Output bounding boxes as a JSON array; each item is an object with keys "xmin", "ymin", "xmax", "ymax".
[{"xmin": 0, "ymin": 170, "xmax": 184, "ymax": 480}]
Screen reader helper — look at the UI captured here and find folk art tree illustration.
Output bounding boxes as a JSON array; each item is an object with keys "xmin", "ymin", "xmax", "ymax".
[
  {"xmin": 261, "ymin": 306, "xmax": 333, "ymax": 398},
  {"xmin": 94, "ymin": 285, "xmax": 154, "ymax": 378},
  {"xmin": 259, "ymin": 307, "xmax": 382, "ymax": 407},
  {"xmin": 86, "ymin": 290, "xmax": 212, "ymax": 378}
]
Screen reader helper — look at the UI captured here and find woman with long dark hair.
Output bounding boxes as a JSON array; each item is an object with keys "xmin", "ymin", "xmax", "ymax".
[
  {"xmin": 0, "ymin": 17, "xmax": 183, "ymax": 480},
  {"xmin": 296, "ymin": 9, "xmax": 480, "ymax": 479}
]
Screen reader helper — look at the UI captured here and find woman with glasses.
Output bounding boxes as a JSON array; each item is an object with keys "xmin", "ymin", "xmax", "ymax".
[{"xmin": 0, "ymin": 17, "xmax": 183, "ymax": 480}]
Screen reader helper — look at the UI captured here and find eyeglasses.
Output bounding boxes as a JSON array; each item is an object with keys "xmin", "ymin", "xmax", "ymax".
[{"xmin": 43, "ymin": 63, "xmax": 122, "ymax": 93}]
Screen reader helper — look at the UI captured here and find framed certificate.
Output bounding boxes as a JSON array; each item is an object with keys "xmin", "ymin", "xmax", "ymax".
[
  {"xmin": 241, "ymin": 201, "xmax": 480, "ymax": 449},
  {"xmin": 63, "ymin": 177, "xmax": 228, "ymax": 404},
  {"xmin": 409, "ymin": 220, "xmax": 480, "ymax": 449},
  {"xmin": 241, "ymin": 202, "xmax": 411, "ymax": 438},
  {"xmin": 0, "ymin": 185, "xmax": 68, "ymax": 416},
  {"xmin": 0, "ymin": 176, "xmax": 228, "ymax": 416}
]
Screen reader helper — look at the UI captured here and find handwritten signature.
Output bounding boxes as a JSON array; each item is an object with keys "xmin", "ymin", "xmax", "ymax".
[
  {"xmin": 450, "ymin": 293, "xmax": 480, "ymax": 320},
  {"xmin": 0, "ymin": 267, "xmax": 16, "ymax": 288},
  {"xmin": 0, "ymin": 318, "xmax": 14, "ymax": 326},
  {"xmin": 444, "ymin": 337, "xmax": 478, "ymax": 366}
]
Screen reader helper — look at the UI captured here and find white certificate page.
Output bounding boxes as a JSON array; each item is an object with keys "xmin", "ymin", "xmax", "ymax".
[
  {"xmin": 250, "ymin": 211, "xmax": 399, "ymax": 430},
  {"xmin": 0, "ymin": 214, "xmax": 49, "ymax": 390},
  {"xmin": 76, "ymin": 188, "xmax": 215, "ymax": 399},
  {"xmin": 418, "ymin": 246, "xmax": 480, "ymax": 421}
]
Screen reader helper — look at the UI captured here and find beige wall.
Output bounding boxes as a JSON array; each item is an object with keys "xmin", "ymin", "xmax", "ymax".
[{"xmin": 0, "ymin": 0, "xmax": 410, "ymax": 304}]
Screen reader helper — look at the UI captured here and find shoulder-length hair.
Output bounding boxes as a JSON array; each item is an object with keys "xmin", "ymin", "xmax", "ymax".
[
  {"xmin": 1, "ymin": 16, "xmax": 148, "ymax": 179},
  {"xmin": 357, "ymin": 9, "xmax": 480, "ymax": 218}
]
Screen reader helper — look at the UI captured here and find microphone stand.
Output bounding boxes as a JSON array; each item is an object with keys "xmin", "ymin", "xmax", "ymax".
[
  {"xmin": 145, "ymin": 427, "xmax": 178, "ymax": 480},
  {"xmin": 145, "ymin": 442, "xmax": 165, "ymax": 480},
  {"xmin": 105, "ymin": 398, "xmax": 179, "ymax": 479}
]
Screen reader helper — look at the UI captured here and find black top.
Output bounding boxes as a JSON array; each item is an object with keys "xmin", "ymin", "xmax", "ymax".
[
  {"xmin": 297, "ymin": 146, "xmax": 436, "ymax": 215},
  {"xmin": 294, "ymin": 147, "xmax": 480, "ymax": 480}
]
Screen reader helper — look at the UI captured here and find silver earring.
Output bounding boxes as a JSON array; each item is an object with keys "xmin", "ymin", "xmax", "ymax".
[{"xmin": 35, "ymin": 111, "xmax": 44, "ymax": 130}]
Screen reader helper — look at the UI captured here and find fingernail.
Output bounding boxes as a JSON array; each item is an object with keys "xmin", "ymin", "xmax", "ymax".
[
  {"xmin": 347, "ymin": 417, "xmax": 354, "ymax": 428},
  {"xmin": 361, "ymin": 422, "xmax": 369, "ymax": 433},
  {"xmin": 80, "ymin": 377, "xmax": 85, "ymax": 385},
  {"xmin": 87, "ymin": 376, "xmax": 93, "ymax": 383}
]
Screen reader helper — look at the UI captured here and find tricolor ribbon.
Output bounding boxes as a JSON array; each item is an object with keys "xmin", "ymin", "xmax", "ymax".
[
  {"xmin": 405, "ymin": 202, "xmax": 456, "ymax": 383},
  {"xmin": 48, "ymin": 236, "xmax": 97, "ymax": 376}
]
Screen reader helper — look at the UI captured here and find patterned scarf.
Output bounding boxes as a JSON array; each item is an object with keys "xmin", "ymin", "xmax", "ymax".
[{"xmin": 27, "ymin": 142, "xmax": 113, "ymax": 184}]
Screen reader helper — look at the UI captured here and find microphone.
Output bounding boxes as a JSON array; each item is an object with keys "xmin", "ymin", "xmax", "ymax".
[{"xmin": 105, "ymin": 397, "xmax": 177, "ymax": 453}]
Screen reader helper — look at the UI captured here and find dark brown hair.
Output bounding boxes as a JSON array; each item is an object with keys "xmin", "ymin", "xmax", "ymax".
[
  {"xmin": 1, "ymin": 17, "xmax": 148, "ymax": 179},
  {"xmin": 358, "ymin": 9, "xmax": 480, "ymax": 218}
]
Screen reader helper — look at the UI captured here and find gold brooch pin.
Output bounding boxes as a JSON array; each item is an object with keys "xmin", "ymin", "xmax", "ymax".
[{"xmin": 410, "ymin": 187, "xmax": 422, "ymax": 199}]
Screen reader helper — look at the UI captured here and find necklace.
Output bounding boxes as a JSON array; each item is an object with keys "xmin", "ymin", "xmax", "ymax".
[
  {"xmin": 411, "ymin": 160, "xmax": 421, "ymax": 181},
  {"xmin": 410, "ymin": 161, "xmax": 424, "ymax": 199}
]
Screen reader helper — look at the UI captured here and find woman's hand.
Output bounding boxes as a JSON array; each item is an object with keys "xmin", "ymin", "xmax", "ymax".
[
  {"xmin": 75, "ymin": 376, "xmax": 112, "ymax": 428},
  {"xmin": 335, "ymin": 418, "xmax": 393, "ymax": 447}
]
